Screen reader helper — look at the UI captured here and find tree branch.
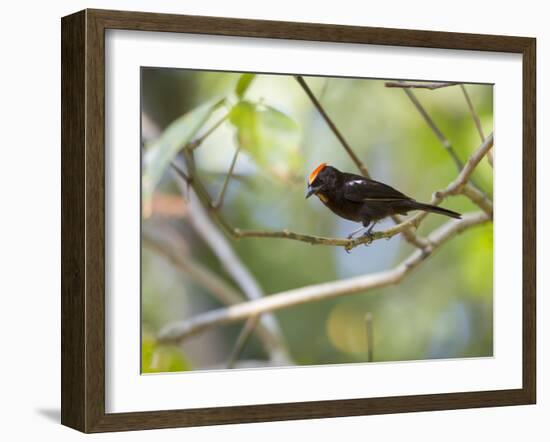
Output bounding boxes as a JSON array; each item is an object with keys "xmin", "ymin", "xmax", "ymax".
[
  {"xmin": 213, "ymin": 145, "xmax": 240, "ymax": 209},
  {"xmin": 385, "ymin": 81, "xmax": 459, "ymax": 90},
  {"xmin": 188, "ymin": 113, "xmax": 228, "ymax": 151},
  {"xmin": 394, "ymin": 82, "xmax": 491, "ymax": 207},
  {"xmin": 142, "ymin": 222, "xmax": 243, "ymax": 306},
  {"xmin": 400, "ymin": 85, "xmax": 465, "ymax": 172},
  {"xmin": 295, "ymin": 75, "xmax": 370, "ymax": 178},
  {"xmin": 460, "ymin": 84, "xmax": 493, "ymax": 167},
  {"xmin": 396, "ymin": 132, "xmax": 494, "ymax": 228},
  {"xmin": 448, "ymin": 132, "xmax": 493, "ymax": 192},
  {"xmin": 295, "ymin": 75, "xmax": 425, "ymax": 247},
  {"xmin": 460, "ymin": 84, "xmax": 486, "ymax": 141},
  {"xmin": 174, "ymin": 159, "xmax": 422, "ymax": 251},
  {"xmin": 461, "ymin": 184, "xmax": 493, "ymax": 216},
  {"xmin": 142, "ymin": 222, "xmax": 287, "ymax": 357},
  {"xmin": 172, "ymin": 133, "xmax": 493, "ymax": 251},
  {"xmin": 172, "ymin": 166, "xmax": 292, "ymax": 364},
  {"xmin": 158, "ymin": 211, "xmax": 490, "ymax": 343},
  {"xmin": 226, "ymin": 315, "xmax": 259, "ymax": 369}
]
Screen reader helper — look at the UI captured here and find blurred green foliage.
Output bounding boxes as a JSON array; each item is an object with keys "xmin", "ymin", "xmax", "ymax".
[
  {"xmin": 142, "ymin": 334, "xmax": 191, "ymax": 373},
  {"xmin": 142, "ymin": 100, "xmax": 220, "ymax": 212},
  {"xmin": 235, "ymin": 72, "xmax": 256, "ymax": 98},
  {"xmin": 229, "ymin": 99, "xmax": 302, "ymax": 179},
  {"xmin": 141, "ymin": 69, "xmax": 493, "ymax": 372}
]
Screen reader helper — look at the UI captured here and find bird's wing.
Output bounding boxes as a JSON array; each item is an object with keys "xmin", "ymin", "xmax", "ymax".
[{"xmin": 343, "ymin": 176, "xmax": 411, "ymax": 202}]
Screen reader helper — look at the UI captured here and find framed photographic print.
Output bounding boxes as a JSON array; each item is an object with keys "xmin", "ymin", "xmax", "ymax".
[{"xmin": 61, "ymin": 9, "xmax": 536, "ymax": 433}]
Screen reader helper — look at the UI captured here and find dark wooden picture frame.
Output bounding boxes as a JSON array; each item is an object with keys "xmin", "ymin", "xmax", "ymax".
[{"xmin": 61, "ymin": 9, "xmax": 536, "ymax": 433}]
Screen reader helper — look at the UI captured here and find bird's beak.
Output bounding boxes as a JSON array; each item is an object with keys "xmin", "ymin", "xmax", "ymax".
[{"xmin": 306, "ymin": 185, "xmax": 321, "ymax": 199}]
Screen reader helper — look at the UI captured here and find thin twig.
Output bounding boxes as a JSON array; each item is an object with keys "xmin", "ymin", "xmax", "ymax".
[
  {"xmin": 295, "ymin": 75, "xmax": 370, "ymax": 178},
  {"xmin": 460, "ymin": 84, "xmax": 493, "ymax": 167},
  {"xmin": 462, "ymin": 184, "xmax": 493, "ymax": 216},
  {"xmin": 142, "ymin": 223, "xmax": 243, "ymax": 306},
  {"xmin": 450, "ymin": 133, "xmax": 493, "ymax": 192},
  {"xmin": 188, "ymin": 114, "xmax": 229, "ymax": 151},
  {"xmin": 172, "ymin": 163, "xmax": 292, "ymax": 364},
  {"xmin": 365, "ymin": 312, "xmax": 374, "ymax": 363},
  {"xmin": 226, "ymin": 315, "xmax": 260, "ymax": 369},
  {"xmin": 158, "ymin": 211, "xmax": 490, "ymax": 343},
  {"xmin": 214, "ymin": 146, "xmax": 241, "ymax": 209},
  {"xmin": 401, "ymin": 86, "xmax": 464, "ymax": 172},
  {"xmin": 460, "ymin": 85, "xmax": 486, "ymax": 141},
  {"xmin": 234, "ymin": 222, "xmax": 411, "ymax": 248},
  {"xmin": 398, "ymin": 83, "xmax": 490, "ymax": 200},
  {"xmin": 385, "ymin": 81, "xmax": 459, "ymax": 90},
  {"xmin": 390, "ymin": 213, "xmax": 429, "ymax": 249}
]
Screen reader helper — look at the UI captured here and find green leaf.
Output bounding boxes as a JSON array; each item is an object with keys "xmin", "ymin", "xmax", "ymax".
[
  {"xmin": 142, "ymin": 337, "xmax": 191, "ymax": 373},
  {"xmin": 229, "ymin": 100, "xmax": 302, "ymax": 178},
  {"xmin": 235, "ymin": 73, "xmax": 256, "ymax": 98},
  {"xmin": 142, "ymin": 101, "xmax": 218, "ymax": 211}
]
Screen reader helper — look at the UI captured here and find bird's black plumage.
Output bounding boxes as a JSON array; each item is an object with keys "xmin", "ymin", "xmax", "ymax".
[{"xmin": 306, "ymin": 164, "xmax": 461, "ymax": 238}]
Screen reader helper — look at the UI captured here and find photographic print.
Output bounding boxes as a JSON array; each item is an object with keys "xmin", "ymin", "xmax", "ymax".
[
  {"xmin": 140, "ymin": 69, "xmax": 494, "ymax": 373},
  {"xmin": 61, "ymin": 10, "xmax": 535, "ymax": 431}
]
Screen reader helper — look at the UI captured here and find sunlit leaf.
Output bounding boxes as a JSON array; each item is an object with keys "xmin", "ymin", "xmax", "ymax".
[
  {"xmin": 142, "ymin": 101, "xmax": 219, "ymax": 213},
  {"xmin": 229, "ymin": 100, "xmax": 302, "ymax": 179},
  {"xmin": 142, "ymin": 337, "xmax": 191, "ymax": 373},
  {"xmin": 235, "ymin": 73, "xmax": 256, "ymax": 98}
]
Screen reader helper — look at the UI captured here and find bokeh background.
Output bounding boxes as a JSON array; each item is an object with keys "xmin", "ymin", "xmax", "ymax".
[{"xmin": 141, "ymin": 69, "xmax": 493, "ymax": 373}]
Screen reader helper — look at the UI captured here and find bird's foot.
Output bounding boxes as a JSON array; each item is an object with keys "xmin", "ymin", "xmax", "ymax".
[{"xmin": 362, "ymin": 231, "xmax": 374, "ymax": 246}]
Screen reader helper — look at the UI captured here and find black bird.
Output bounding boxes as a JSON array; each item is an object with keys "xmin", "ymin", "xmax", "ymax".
[{"xmin": 306, "ymin": 163, "xmax": 461, "ymax": 239}]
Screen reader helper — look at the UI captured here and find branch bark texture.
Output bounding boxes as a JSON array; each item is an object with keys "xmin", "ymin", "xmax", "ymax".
[{"xmin": 158, "ymin": 211, "xmax": 490, "ymax": 343}]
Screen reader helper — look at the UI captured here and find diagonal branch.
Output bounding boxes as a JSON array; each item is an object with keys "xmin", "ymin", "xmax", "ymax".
[
  {"xmin": 172, "ymin": 165, "xmax": 292, "ymax": 364},
  {"xmin": 460, "ymin": 84, "xmax": 493, "ymax": 167},
  {"xmin": 400, "ymin": 85, "xmax": 465, "ymax": 172},
  {"xmin": 450, "ymin": 132, "xmax": 493, "ymax": 192},
  {"xmin": 214, "ymin": 145, "xmax": 241, "ymax": 209},
  {"xmin": 393, "ymin": 132, "xmax": 494, "ymax": 228},
  {"xmin": 295, "ymin": 75, "xmax": 370, "ymax": 178},
  {"xmin": 395, "ymin": 82, "xmax": 491, "ymax": 206},
  {"xmin": 188, "ymin": 114, "xmax": 229, "ymax": 151},
  {"xmin": 158, "ymin": 211, "xmax": 490, "ymax": 343},
  {"xmin": 142, "ymin": 223, "xmax": 286, "ymax": 357},
  {"xmin": 142, "ymin": 222, "xmax": 243, "ymax": 306},
  {"xmin": 460, "ymin": 84, "xmax": 486, "ymax": 142},
  {"xmin": 226, "ymin": 315, "xmax": 259, "ymax": 369}
]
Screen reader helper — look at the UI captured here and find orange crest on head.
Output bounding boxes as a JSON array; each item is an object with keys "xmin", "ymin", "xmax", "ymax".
[{"xmin": 308, "ymin": 163, "xmax": 327, "ymax": 185}]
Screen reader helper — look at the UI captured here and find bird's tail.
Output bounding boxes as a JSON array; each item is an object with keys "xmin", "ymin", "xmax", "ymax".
[{"xmin": 408, "ymin": 201, "xmax": 462, "ymax": 219}]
